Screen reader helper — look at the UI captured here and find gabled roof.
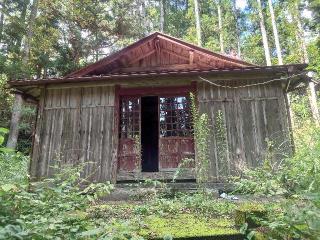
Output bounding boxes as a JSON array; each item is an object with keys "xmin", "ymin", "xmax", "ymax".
[{"xmin": 66, "ymin": 32, "xmax": 255, "ymax": 78}]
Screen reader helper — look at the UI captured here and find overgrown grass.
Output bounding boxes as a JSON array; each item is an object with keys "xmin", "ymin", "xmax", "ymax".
[
  {"xmin": 1, "ymin": 94, "xmax": 320, "ymax": 239},
  {"xmin": 0, "ymin": 164, "xmax": 113, "ymax": 239},
  {"xmin": 0, "ymin": 152, "xmax": 28, "ymax": 184},
  {"xmin": 0, "ymin": 128, "xmax": 29, "ymax": 184},
  {"xmin": 231, "ymin": 122, "xmax": 320, "ymax": 238}
]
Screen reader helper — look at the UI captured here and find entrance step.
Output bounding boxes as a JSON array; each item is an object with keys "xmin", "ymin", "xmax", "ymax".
[{"xmin": 103, "ymin": 182, "xmax": 234, "ymax": 201}]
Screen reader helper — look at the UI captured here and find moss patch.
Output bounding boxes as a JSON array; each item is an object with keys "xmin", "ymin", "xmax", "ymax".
[
  {"xmin": 235, "ymin": 202, "xmax": 267, "ymax": 228},
  {"xmin": 139, "ymin": 213, "xmax": 240, "ymax": 239}
]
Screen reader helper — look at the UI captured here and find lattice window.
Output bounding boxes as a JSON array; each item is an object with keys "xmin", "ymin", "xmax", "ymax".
[
  {"xmin": 119, "ymin": 97, "xmax": 140, "ymax": 139},
  {"xmin": 159, "ymin": 96, "xmax": 193, "ymax": 137}
]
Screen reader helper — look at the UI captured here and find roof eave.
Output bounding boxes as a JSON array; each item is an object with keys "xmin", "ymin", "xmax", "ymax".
[{"xmin": 9, "ymin": 64, "xmax": 308, "ymax": 87}]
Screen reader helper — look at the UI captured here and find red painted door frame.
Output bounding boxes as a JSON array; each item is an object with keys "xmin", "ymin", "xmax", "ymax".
[{"xmin": 116, "ymin": 83, "xmax": 197, "ymax": 173}]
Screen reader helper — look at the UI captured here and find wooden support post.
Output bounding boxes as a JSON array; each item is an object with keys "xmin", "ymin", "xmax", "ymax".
[
  {"xmin": 154, "ymin": 38, "xmax": 161, "ymax": 65},
  {"xmin": 189, "ymin": 50, "xmax": 194, "ymax": 65},
  {"xmin": 285, "ymin": 70, "xmax": 295, "ymax": 129},
  {"xmin": 308, "ymin": 80, "xmax": 320, "ymax": 125}
]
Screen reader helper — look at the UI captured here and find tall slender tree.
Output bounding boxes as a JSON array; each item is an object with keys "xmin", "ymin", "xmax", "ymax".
[
  {"xmin": 267, "ymin": 0, "xmax": 282, "ymax": 65},
  {"xmin": 267, "ymin": 0, "xmax": 297, "ymax": 128},
  {"xmin": 294, "ymin": 2, "xmax": 319, "ymax": 123},
  {"xmin": 216, "ymin": 0, "xmax": 224, "ymax": 53},
  {"xmin": 232, "ymin": 0, "xmax": 241, "ymax": 57},
  {"xmin": 0, "ymin": 0, "xmax": 7, "ymax": 44},
  {"xmin": 194, "ymin": 0, "xmax": 202, "ymax": 46},
  {"xmin": 159, "ymin": 0, "xmax": 164, "ymax": 32},
  {"xmin": 23, "ymin": 0, "xmax": 38, "ymax": 66},
  {"xmin": 140, "ymin": 0, "xmax": 148, "ymax": 36},
  {"xmin": 256, "ymin": 0, "xmax": 272, "ymax": 66}
]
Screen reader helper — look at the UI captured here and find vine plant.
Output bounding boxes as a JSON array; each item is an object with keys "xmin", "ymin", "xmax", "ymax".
[{"xmin": 174, "ymin": 93, "xmax": 210, "ymax": 185}]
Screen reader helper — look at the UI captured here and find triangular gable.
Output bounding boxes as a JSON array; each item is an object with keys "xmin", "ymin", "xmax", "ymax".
[{"xmin": 67, "ymin": 32, "xmax": 255, "ymax": 78}]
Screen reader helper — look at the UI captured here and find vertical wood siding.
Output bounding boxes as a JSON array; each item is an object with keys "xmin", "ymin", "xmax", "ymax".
[
  {"xmin": 31, "ymin": 86, "xmax": 115, "ymax": 182},
  {"xmin": 198, "ymin": 80, "xmax": 291, "ymax": 181}
]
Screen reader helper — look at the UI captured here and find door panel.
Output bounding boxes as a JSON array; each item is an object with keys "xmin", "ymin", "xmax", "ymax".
[
  {"xmin": 118, "ymin": 97, "xmax": 140, "ymax": 172},
  {"xmin": 159, "ymin": 137, "xmax": 194, "ymax": 169},
  {"xmin": 159, "ymin": 96, "xmax": 195, "ymax": 170}
]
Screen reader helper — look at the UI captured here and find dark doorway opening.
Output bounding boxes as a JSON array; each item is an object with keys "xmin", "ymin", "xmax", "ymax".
[{"xmin": 141, "ymin": 96, "xmax": 159, "ymax": 172}]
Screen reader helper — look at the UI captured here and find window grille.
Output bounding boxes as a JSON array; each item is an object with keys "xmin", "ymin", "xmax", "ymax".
[
  {"xmin": 119, "ymin": 97, "xmax": 140, "ymax": 139},
  {"xmin": 159, "ymin": 96, "xmax": 193, "ymax": 137}
]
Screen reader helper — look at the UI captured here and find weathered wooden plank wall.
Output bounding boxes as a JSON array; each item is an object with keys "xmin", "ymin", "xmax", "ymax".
[
  {"xmin": 198, "ymin": 80, "xmax": 291, "ymax": 181},
  {"xmin": 30, "ymin": 86, "xmax": 115, "ymax": 182}
]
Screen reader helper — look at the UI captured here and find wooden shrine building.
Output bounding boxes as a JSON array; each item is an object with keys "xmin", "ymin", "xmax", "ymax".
[{"xmin": 9, "ymin": 32, "xmax": 308, "ymax": 182}]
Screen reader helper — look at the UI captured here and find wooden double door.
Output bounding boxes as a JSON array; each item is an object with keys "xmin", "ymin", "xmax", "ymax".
[{"xmin": 117, "ymin": 93, "xmax": 195, "ymax": 174}]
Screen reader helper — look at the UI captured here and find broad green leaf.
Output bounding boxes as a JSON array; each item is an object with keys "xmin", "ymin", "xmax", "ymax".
[
  {"xmin": 0, "ymin": 128, "xmax": 9, "ymax": 134},
  {"xmin": 79, "ymin": 227, "xmax": 104, "ymax": 237},
  {"xmin": 0, "ymin": 147, "xmax": 15, "ymax": 153},
  {"xmin": 1, "ymin": 184, "xmax": 17, "ymax": 192}
]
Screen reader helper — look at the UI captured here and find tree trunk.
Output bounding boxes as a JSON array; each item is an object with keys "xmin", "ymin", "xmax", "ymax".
[
  {"xmin": 7, "ymin": 0, "xmax": 38, "ymax": 150},
  {"xmin": 216, "ymin": 0, "xmax": 224, "ymax": 53},
  {"xmin": 267, "ymin": 0, "xmax": 283, "ymax": 65},
  {"xmin": 6, "ymin": 94, "xmax": 23, "ymax": 149},
  {"xmin": 23, "ymin": 0, "xmax": 38, "ymax": 65},
  {"xmin": 160, "ymin": 0, "xmax": 164, "ymax": 32},
  {"xmin": 194, "ymin": 0, "xmax": 202, "ymax": 46},
  {"xmin": 267, "ymin": 0, "xmax": 296, "ymax": 129},
  {"xmin": 140, "ymin": 0, "xmax": 148, "ymax": 36},
  {"xmin": 15, "ymin": 0, "xmax": 29, "ymax": 53},
  {"xmin": 295, "ymin": 2, "xmax": 319, "ymax": 124},
  {"xmin": 308, "ymin": 81, "xmax": 320, "ymax": 124},
  {"xmin": 256, "ymin": 0, "xmax": 272, "ymax": 66},
  {"xmin": 0, "ymin": 0, "xmax": 7, "ymax": 43},
  {"xmin": 295, "ymin": 4, "xmax": 308, "ymax": 64},
  {"xmin": 232, "ymin": 0, "xmax": 241, "ymax": 57}
]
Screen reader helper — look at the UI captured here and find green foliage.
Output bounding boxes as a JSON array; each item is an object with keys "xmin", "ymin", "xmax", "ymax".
[
  {"xmin": 0, "ymin": 128, "xmax": 28, "ymax": 184},
  {"xmin": 232, "ymin": 103, "xmax": 320, "ymax": 238},
  {"xmin": 262, "ymin": 194, "xmax": 320, "ymax": 239},
  {"xmin": 173, "ymin": 93, "xmax": 210, "ymax": 184},
  {"xmin": 0, "ymin": 156, "xmax": 113, "ymax": 239},
  {"xmin": 0, "ymin": 0, "xmax": 320, "ymax": 238},
  {"xmin": 0, "ymin": 75, "xmax": 13, "ymax": 128},
  {"xmin": 87, "ymin": 191, "xmax": 240, "ymax": 239},
  {"xmin": 1, "ymin": 0, "xmax": 320, "ymax": 156},
  {"xmin": 190, "ymin": 93, "xmax": 210, "ymax": 184},
  {"xmin": 0, "ymin": 152, "xmax": 28, "ymax": 185},
  {"xmin": 139, "ymin": 214, "xmax": 239, "ymax": 239},
  {"xmin": 233, "ymin": 166, "xmax": 287, "ymax": 196},
  {"xmin": 215, "ymin": 110, "xmax": 229, "ymax": 177}
]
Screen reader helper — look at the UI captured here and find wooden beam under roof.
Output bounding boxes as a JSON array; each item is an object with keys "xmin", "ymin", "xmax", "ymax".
[
  {"xmin": 189, "ymin": 50, "xmax": 194, "ymax": 65},
  {"xmin": 116, "ymin": 64, "xmax": 201, "ymax": 73},
  {"xmin": 161, "ymin": 49, "xmax": 210, "ymax": 68}
]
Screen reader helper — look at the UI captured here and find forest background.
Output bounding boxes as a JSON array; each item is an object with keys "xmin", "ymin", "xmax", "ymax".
[
  {"xmin": 0, "ymin": 0, "xmax": 319, "ymax": 153},
  {"xmin": 0, "ymin": 1, "xmax": 320, "ymax": 239}
]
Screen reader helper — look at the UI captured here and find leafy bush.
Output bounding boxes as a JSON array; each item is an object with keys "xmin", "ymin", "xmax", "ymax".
[
  {"xmin": 0, "ymin": 157, "xmax": 113, "ymax": 239},
  {"xmin": 0, "ymin": 128, "xmax": 28, "ymax": 184},
  {"xmin": 233, "ymin": 123, "xmax": 320, "ymax": 239},
  {"xmin": 284, "ymin": 125, "xmax": 320, "ymax": 193},
  {"xmin": 233, "ymin": 123, "xmax": 320, "ymax": 197},
  {"xmin": 233, "ymin": 166, "xmax": 287, "ymax": 196},
  {"xmin": 259, "ymin": 194, "xmax": 320, "ymax": 239}
]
